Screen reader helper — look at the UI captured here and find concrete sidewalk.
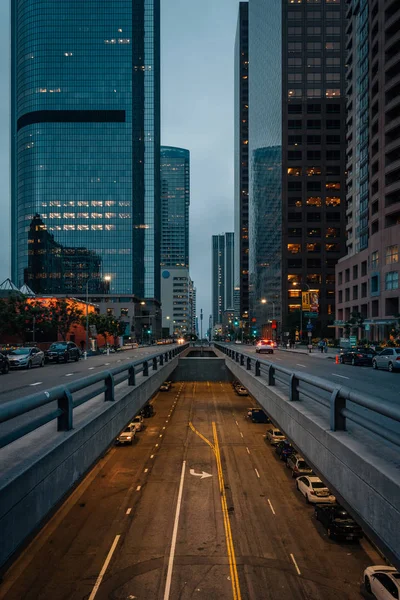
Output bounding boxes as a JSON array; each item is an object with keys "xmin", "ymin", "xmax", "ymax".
[{"xmin": 277, "ymin": 346, "xmax": 338, "ymax": 359}]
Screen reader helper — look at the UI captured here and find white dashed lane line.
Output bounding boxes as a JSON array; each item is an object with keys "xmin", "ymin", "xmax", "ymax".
[
  {"xmin": 30, "ymin": 382, "xmax": 42, "ymax": 386},
  {"xmin": 331, "ymin": 373, "xmax": 350, "ymax": 380},
  {"xmin": 126, "ymin": 508, "xmax": 132, "ymax": 515},
  {"xmin": 65, "ymin": 373, "xmax": 73, "ymax": 377},
  {"xmin": 290, "ymin": 553, "xmax": 301, "ymax": 575},
  {"xmin": 267, "ymin": 499, "xmax": 276, "ymax": 515},
  {"xmin": 88, "ymin": 367, "xmax": 95, "ymax": 370},
  {"xmin": 296, "ymin": 364, "xmax": 306, "ymax": 368},
  {"xmin": 246, "ymin": 447, "xmax": 251, "ymax": 454},
  {"xmin": 255, "ymin": 468, "xmax": 260, "ymax": 479}
]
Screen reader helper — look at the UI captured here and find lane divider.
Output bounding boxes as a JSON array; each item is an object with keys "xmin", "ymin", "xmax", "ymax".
[
  {"xmin": 126, "ymin": 508, "xmax": 132, "ymax": 515},
  {"xmin": 212, "ymin": 422, "xmax": 242, "ymax": 600},
  {"xmin": 254, "ymin": 468, "xmax": 260, "ymax": 479},
  {"xmin": 290, "ymin": 553, "xmax": 301, "ymax": 575},
  {"xmin": 88, "ymin": 534, "xmax": 121, "ymax": 600},
  {"xmin": 163, "ymin": 461, "xmax": 186, "ymax": 600},
  {"xmin": 188, "ymin": 421, "xmax": 216, "ymax": 455},
  {"xmin": 267, "ymin": 499, "xmax": 276, "ymax": 515}
]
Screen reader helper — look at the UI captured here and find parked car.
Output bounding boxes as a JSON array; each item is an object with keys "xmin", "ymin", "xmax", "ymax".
[
  {"xmin": 314, "ymin": 504, "xmax": 363, "ymax": 540},
  {"xmin": 160, "ymin": 382, "xmax": 170, "ymax": 391},
  {"xmin": 141, "ymin": 403, "xmax": 154, "ymax": 418},
  {"xmin": 339, "ymin": 347, "xmax": 376, "ymax": 366},
  {"xmin": 116, "ymin": 424, "xmax": 136, "ymax": 445},
  {"xmin": 296, "ymin": 476, "xmax": 336, "ymax": 504},
  {"xmin": 0, "ymin": 352, "xmax": 9, "ymax": 374},
  {"xmin": 234, "ymin": 340, "xmax": 242, "ymax": 344},
  {"xmin": 265, "ymin": 428, "xmax": 286, "ymax": 445},
  {"xmin": 45, "ymin": 341, "xmax": 80, "ymax": 364},
  {"xmin": 247, "ymin": 408, "xmax": 270, "ymax": 423},
  {"xmin": 8, "ymin": 347, "xmax": 45, "ymax": 369},
  {"xmin": 131, "ymin": 415, "xmax": 144, "ymax": 432},
  {"xmin": 255, "ymin": 339, "xmax": 275, "ymax": 354},
  {"xmin": 275, "ymin": 441, "xmax": 296, "ymax": 462},
  {"xmin": 286, "ymin": 454, "xmax": 313, "ymax": 478},
  {"xmin": 372, "ymin": 348, "xmax": 400, "ymax": 372},
  {"xmin": 236, "ymin": 386, "xmax": 249, "ymax": 396},
  {"xmin": 363, "ymin": 566, "xmax": 400, "ymax": 599}
]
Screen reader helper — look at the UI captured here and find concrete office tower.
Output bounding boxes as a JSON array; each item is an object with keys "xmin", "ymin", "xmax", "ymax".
[
  {"xmin": 336, "ymin": 0, "xmax": 400, "ymax": 342},
  {"xmin": 281, "ymin": 1, "xmax": 347, "ymax": 337},
  {"xmin": 161, "ymin": 268, "xmax": 191, "ymax": 337},
  {"xmin": 234, "ymin": 2, "xmax": 249, "ymax": 327},
  {"xmin": 212, "ymin": 233, "xmax": 234, "ymax": 326},
  {"xmin": 248, "ymin": 0, "xmax": 282, "ymax": 337},
  {"xmin": 160, "ymin": 146, "xmax": 190, "ymax": 269},
  {"xmin": 12, "ymin": 0, "xmax": 160, "ymax": 300}
]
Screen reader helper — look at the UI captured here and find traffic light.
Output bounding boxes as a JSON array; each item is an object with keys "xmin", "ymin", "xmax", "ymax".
[
  {"xmin": 253, "ymin": 329, "xmax": 257, "ymax": 335},
  {"xmin": 147, "ymin": 329, "xmax": 151, "ymax": 334},
  {"xmin": 234, "ymin": 320, "xmax": 239, "ymax": 326}
]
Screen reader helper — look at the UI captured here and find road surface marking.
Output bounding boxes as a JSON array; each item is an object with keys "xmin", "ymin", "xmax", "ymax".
[
  {"xmin": 166, "ymin": 420, "xmax": 169, "ymax": 423},
  {"xmin": 188, "ymin": 421, "xmax": 216, "ymax": 454},
  {"xmin": 105, "ymin": 363, "xmax": 110, "ymax": 366},
  {"xmin": 136, "ymin": 485, "xmax": 141, "ymax": 491},
  {"xmin": 274, "ymin": 357, "xmax": 282, "ymax": 361},
  {"xmin": 296, "ymin": 364, "xmax": 306, "ymax": 368},
  {"xmin": 240, "ymin": 432, "xmax": 244, "ymax": 438},
  {"xmin": 88, "ymin": 534, "xmax": 121, "ymax": 600},
  {"xmin": 332, "ymin": 373, "xmax": 350, "ymax": 380},
  {"xmin": 255, "ymin": 468, "xmax": 260, "ymax": 479},
  {"xmin": 155, "ymin": 443, "xmax": 159, "ymax": 447},
  {"xmin": 144, "ymin": 468, "xmax": 148, "ymax": 473},
  {"xmin": 290, "ymin": 553, "xmax": 301, "ymax": 575},
  {"xmin": 30, "ymin": 382, "xmax": 42, "ymax": 386},
  {"xmin": 235, "ymin": 420, "xmax": 239, "ymax": 426},
  {"xmin": 163, "ymin": 461, "xmax": 186, "ymax": 600},
  {"xmin": 189, "ymin": 469, "xmax": 212, "ymax": 479},
  {"xmin": 65, "ymin": 373, "xmax": 73, "ymax": 377},
  {"xmin": 126, "ymin": 508, "xmax": 132, "ymax": 515},
  {"xmin": 150, "ymin": 454, "xmax": 154, "ymax": 459},
  {"xmin": 212, "ymin": 423, "xmax": 242, "ymax": 600},
  {"xmin": 246, "ymin": 447, "xmax": 250, "ymax": 454},
  {"xmin": 159, "ymin": 434, "xmax": 163, "ymax": 438},
  {"xmin": 163, "ymin": 426, "xmax": 166, "ymax": 430},
  {"xmin": 267, "ymin": 499, "xmax": 276, "ymax": 515},
  {"xmin": 88, "ymin": 367, "xmax": 95, "ymax": 370}
]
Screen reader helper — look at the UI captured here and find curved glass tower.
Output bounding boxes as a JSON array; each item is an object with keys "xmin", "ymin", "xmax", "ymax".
[{"xmin": 11, "ymin": 0, "xmax": 160, "ymax": 298}]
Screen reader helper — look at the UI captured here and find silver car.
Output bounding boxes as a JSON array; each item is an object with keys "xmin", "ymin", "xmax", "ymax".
[
  {"xmin": 372, "ymin": 348, "xmax": 400, "ymax": 372},
  {"xmin": 8, "ymin": 347, "xmax": 45, "ymax": 369}
]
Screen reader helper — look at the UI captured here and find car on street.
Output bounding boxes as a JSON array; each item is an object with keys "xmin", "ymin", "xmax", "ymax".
[
  {"xmin": 286, "ymin": 454, "xmax": 313, "ymax": 478},
  {"xmin": 0, "ymin": 352, "xmax": 9, "ymax": 374},
  {"xmin": 141, "ymin": 403, "xmax": 154, "ymax": 418},
  {"xmin": 372, "ymin": 348, "xmax": 400, "ymax": 372},
  {"xmin": 116, "ymin": 424, "xmax": 136, "ymax": 445},
  {"xmin": 265, "ymin": 428, "xmax": 286, "ymax": 445},
  {"xmin": 247, "ymin": 408, "xmax": 270, "ymax": 423},
  {"xmin": 236, "ymin": 386, "xmax": 249, "ymax": 396},
  {"xmin": 296, "ymin": 476, "xmax": 336, "ymax": 504},
  {"xmin": 160, "ymin": 382, "xmax": 170, "ymax": 391},
  {"xmin": 234, "ymin": 340, "xmax": 242, "ymax": 344},
  {"xmin": 275, "ymin": 441, "xmax": 296, "ymax": 462},
  {"xmin": 339, "ymin": 347, "xmax": 376, "ymax": 366},
  {"xmin": 8, "ymin": 347, "xmax": 45, "ymax": 369},
  {"xmin": 131, "ymin": 414, "xmax": 144, "ymax": 432},
  {"xmin": 45, "ymin": 341, "xmax": 81, "ymax": 363},
  {"xmin": 255, "ymin": 339, "xmax": 275, "ymax": 354},
  {"xmin": 363, "ymin": 566, "xmax": 400, "ymax": 599},
  {"xmin": 314, "ymin": 504, "xmax": 363, "ymax": 541}
]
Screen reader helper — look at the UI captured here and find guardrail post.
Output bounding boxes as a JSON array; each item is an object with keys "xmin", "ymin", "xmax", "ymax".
[
  {"xmin": 240, "ymin": 354, "xmax": 244, "ymax": 366},
  {"xmin": 289, "ymin": 374, "xmax": 299, "ymax": 401},
  {"xmin": 246, "ymin": 357, "xmax": 251, "ymax": 370},
  {"xmin": 143, "ymin": 360, "xmax": 149, "ymax": 376},
  {"xmin": 330, "ymin": 388, "xmax": 346, "ymax": 431},
  {"xmin": 236, "ymin": 352, "xmax": 239, "ymax": 363},
  {"xmin": 268, "ymin": 365, "xmax": 275, "ymax": 386},
  {"xmin": 169, "ymin": 351, "xmax": 172, "ymax": 360},
  {"xmin": 57, "ymin": 388, "xmax": 73, "ymax": 431},
  {"xmin": 128, "ymin": 365, "xmax": 136, "ymax": 386},
  {"xmin": 255, "ymin": 360, "xmax": 261, "ymax": 376},
  {"xmin": 160, "ymin": 354, "xmax": 164, "ymax": 366},
  {"xmin": 105, "ymin": 373, "xmax": 115, "ymax": 402},
  {"xmin": 153, "ymin": 356, "xmax": 158, "ymax": 371}
]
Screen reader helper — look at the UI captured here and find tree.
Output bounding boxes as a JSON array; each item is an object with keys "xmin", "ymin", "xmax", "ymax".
[
  {"xmin": 47, "ymin": 299, "xmax": 83, "ymax": 341},
  {"xmin": 344, "ymin": 311, "xmax": 365, "ymax": 338},
  {"xmin": 0, "ymin": 294, "xmax": 52, "ymax": 343}
]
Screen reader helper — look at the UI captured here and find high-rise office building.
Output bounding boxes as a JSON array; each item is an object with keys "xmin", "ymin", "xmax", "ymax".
[
  {"xmin": 248, "ymin": 0, "xmax": 282, "ymax": 336},
  {"xmin": 234, "ymin": 2, "xmax": 249, "ymax": 326},
  {"xmin": 160, "ymin": 146, "xmax": 190, "ymax": 269},
  {"xmin": 212, "ymin": 233, "xmax": 234, "ymax": 325},
  {"xmin": 281, "ymin": 1, "xmax": 347, "ymax": 337},
  {"xmin": 336, "ymin": 0, "xmax": 400, "ymax": 341},
  {"xmin": 11, "ymin": 0, "xmax": 160, "ymax": 299}
]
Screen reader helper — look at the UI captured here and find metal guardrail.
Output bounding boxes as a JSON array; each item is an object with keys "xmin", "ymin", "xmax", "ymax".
[
  {"xmin": 216, "ymin": 343, "xmax": 400, "ymax": 449},
  {"xmin": 0, "ymin": 344, "xmax": 189, "ymax": 449}
]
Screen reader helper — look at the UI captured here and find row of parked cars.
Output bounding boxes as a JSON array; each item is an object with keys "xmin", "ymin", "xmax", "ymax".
[
  {"xmin": 0, "ymin": 342, "xmax": 82, "ymax": 372},
  {"xmin": 115, "ymin": 403, "xmax": 155, "ymax": 445},
  {"xmin": 339, "ymin": 346, "xmax": 400, "ymax": 371}
]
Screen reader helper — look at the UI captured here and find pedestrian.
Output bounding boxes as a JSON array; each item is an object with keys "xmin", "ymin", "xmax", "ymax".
[{"xmin": 318, "ymin": 339, "xmax": 324, "ymax": 353}]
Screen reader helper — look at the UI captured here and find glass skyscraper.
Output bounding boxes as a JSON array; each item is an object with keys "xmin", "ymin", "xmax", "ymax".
[
  {"xmin": 212, "ymin": 233, "xmax": 234, "ymax": 326},
  {"xmin": 160, "ymin": 146, "xmax": 190, "ymax": 269},
  {"xmin": 11, "ymin": 0, "xmax": 160, "ymax": 299}
]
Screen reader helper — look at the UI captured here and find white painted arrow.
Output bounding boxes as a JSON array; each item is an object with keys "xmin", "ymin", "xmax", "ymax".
[{"xmin": 189, "ymin": 469, "xmax": 212, "ymax": 480}]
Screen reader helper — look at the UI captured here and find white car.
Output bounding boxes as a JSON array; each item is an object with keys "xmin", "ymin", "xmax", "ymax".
[
  {"xmin": 296, "ymin": 476, "xmax": 336, "ymax": 504},
  {"xmin": 8, "ymin": 347, "xmax": 45, "ymax": 369},
  {"xmin": 364, "ymin": 566, "xmax": 400, "ymax": 599},
  {"xmin": 265, "ymin": 428, "xmax": 286, "ymax": 445},
  {"xmin": 236, "ymin": 386, "xmax": 249, "ymax": 396},
  {"xmin": 116, "ymin": 425, "xmax": 136, "ymax": 445},
  {"xmin": 255, "ymin": 339, "xmax": 276, "ymax": 354},
  {"xmin": 131, "ymin": 415, "xmax": 144, "ymax": 432},
  {"xmin": 234, "ymin": 340, "xmax": 242, "ymax": 344}
]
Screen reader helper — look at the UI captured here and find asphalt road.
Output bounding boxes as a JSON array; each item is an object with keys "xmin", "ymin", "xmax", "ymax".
[
  {"xmin": 0, "ymin": 346, "xmax": 171, "ymax": 404},
  {"xmin": 0, "ymin": 381, "xmax": 380, "ymax": 600}
]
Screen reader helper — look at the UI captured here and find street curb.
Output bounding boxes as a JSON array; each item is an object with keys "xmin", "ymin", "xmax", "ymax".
[{"xmin": 277, "ymin": 349, "xmax": 337, "ymax": 360}]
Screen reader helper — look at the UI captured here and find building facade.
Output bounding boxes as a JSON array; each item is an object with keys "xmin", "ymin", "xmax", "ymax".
[
  {"xmin": 160, "ymin": 146, "xmax": 190, "ymax": 269},
  {"xmin": 335, "ymin": 0, "xmax": 400, "ymax": 342},
  {"xmin": 281, "ymin": 0, "xmax": 347, "ymax": 338},
  {"xmin": 161, "ymin": 268, "xmax": 192, "ymax": 337},
  {"xmin": 211, "ymin": 233, "xmax": 234, "ymax": 325},
  {"xmin": 248, "ymin": 0, "xmax": 282, "ymax": 338},
  {"xmin": 234, "ymin": 2, "xmax": 249, "ymax": 327},
  {"xmin": 11, "ymin": 0, "xmax": 160, "ymax": 300}
]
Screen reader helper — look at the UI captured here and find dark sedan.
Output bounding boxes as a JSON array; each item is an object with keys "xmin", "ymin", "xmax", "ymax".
[
  {"xmin": 45, "ymin": 342, "xmax": 81, "ymax": 363},
  {"xmin": 0, "ymin": 352, "xmax": 9, "ymax": 374},
  {"xmin": 339, "ymin": 347, "xmax": 376, "ymax": 366},
  {"xmin": 275, "ymin": 441, "xmax": 296, "ymax": 462},
  {"xmin": 314, "ymin": 504, "xmax": 363, "ymax": 540}
]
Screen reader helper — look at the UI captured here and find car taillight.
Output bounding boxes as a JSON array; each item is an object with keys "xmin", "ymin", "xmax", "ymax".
[
  {"xmin": 396, "ymin": 357, "xmax": 400, "ymax": 361},
  {"xmin": 310, "ymin": 491, "xmax": 316, "ymax": 496},
  {"xmin": 357, "ymin": 354, "xmax": 363, "ymax": 358}
]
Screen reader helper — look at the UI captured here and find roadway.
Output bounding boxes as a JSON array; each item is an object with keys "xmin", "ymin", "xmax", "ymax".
[
  {"xmin": 0, "ymin": 346, "xmax": 170, "ymax": 404},
  {"xmin": 0, "ymin": 381, "xmax": 380, "ymax": 600}
]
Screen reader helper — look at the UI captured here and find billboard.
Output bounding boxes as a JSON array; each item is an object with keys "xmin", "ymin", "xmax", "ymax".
[{"xmin": 301, "ymin": 291, "xmax": 310, "ymax": 311}]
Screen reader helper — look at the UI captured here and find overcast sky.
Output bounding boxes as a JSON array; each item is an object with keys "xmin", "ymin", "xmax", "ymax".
[{"xmin": 0, "ymin": 0, "xmax": 238, "ymax": 322}]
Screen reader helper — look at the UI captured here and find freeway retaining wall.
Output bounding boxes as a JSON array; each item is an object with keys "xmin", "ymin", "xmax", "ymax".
[
  {"xmin": 172, "ymin": 357, "xmax": 229, "ymax": 381},
  {"xmin": 225, "ymin": 356, "xmax": 400, "ymax": 570},
  {"xmin": 0, "ymin": 358, "xmax": 178, "ymax": 570}
]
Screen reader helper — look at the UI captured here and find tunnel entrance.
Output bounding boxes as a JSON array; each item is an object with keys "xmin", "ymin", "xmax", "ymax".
[{"xmin": 186, "ymin": 350, "xmax": 217, "ymax": 357}]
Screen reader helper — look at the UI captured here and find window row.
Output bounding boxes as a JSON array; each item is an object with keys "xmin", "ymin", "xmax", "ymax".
[
  {"xmin": 288, "ymin": 88, "xmax": 341, "ymax": 98},
  {"xmin": 287, "ymin": 227, "xmax": 340, "ymax": 237},
  {"xmin": 289, "ymin": 57, "xmax": 341, "ymax": 66},
  {"xmin": 287, "ymin": 150, "xmax": 342, "ymax": 160},
  {"xmin": 288, "ymin": 74, "xmax": 341, "ymax": 82},
  {"xmin": 288, "ymin": 10, "xmax": 340, "ymax": 18},
  {"xmin": 288, "ymin": 42, "xmax": 341, "ymax": 51},
  {"xmin": 287, "ymin": 243, "xmax": 341, "ymax": 253},
  {"xmin": 288, "ymin": 26, "xmax": 340, "ymax": 35}
]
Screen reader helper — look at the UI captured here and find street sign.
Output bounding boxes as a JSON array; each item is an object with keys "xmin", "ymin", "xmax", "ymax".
[
  {"xmin": 350, "ymin": 335, "xmax": 357, "ymax": 346},
  {"xmin": 304, "ymin": 312, "xmax": 318, "ymax": 318},
  {"xmin": 306, "ymin": 322, "xmax": 313, "ymax": 331},
  {"xmin": 365, "ymin": 324, "xmax": 370, "ymax": 331}
]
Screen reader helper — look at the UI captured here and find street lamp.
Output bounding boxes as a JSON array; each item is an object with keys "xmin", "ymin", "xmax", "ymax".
[{"xmin": 85, "ymin": 275, "xmax": 111, "ymax": 355}]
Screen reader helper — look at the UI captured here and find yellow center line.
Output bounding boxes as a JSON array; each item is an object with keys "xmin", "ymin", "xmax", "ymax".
[{"xmin": 188, "ymin": 421, "xmax": 216, "ymax": 454}]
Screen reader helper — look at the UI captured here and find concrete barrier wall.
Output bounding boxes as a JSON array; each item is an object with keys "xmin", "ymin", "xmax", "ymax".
[
  {"xmin": 0, "ymin": 359, "xmax": 178, "ymax": 569},
  {"xmin": 172, "ymin": 357, "xmax": 229, "ymax": 381},
  {"xmin": 226, "ymin": 358, "xmax": 400, "ymax": 570}
]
